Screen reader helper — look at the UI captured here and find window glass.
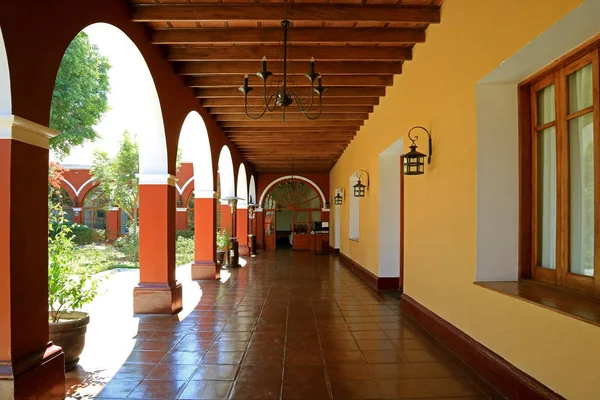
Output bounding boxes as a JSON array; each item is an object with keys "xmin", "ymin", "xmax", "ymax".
[
  {"xmin": 569, "ymin": 112, "xmax": 594, "ymax": 276},
  {"xmin": 568, "ymin": 63, "xmax": 593, "ymax": 113},
  {"xmin": 537, "ymin": 84, "xmax": 556, "ymax": 125},
  {"xmin": 537, "ymin": 126, "xmax": 557, "ymax": 270}
]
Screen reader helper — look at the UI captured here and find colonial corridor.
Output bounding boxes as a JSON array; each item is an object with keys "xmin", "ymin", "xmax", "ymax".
[{"xmin": 67, "ymin": 252, "xmax": 499, "ymax": 399}]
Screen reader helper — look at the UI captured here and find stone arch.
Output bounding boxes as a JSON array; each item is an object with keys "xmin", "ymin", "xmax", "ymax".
[
  {"xmin": 218, "ymin": 146, "xmax": 235, "ymax": 199},
  {"xmin": 236, "ymin": 163, "xmax": 248, "ymax": 206},
  {"xmin": 53, "ymin": 23, "xmax": 167, "ymax": 176},
  {"xmin": 258, "ymin": 175, "xmax": 327, "ymax": 208},
  {"xmin": 178, "ymin": 111, "xmax": 212, "ymax": 195},
  {"xmin": 0, "ymin": 27, "xmax": 10, "ymax": 116}
]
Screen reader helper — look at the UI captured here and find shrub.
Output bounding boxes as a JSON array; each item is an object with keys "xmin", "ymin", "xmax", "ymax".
[
  {"xmin": 175, "ymin": 236, "xmax": 195, "ymax": 266},
  {"xmin": 176, "ymin": 230, "xmax": 194, "ymax": 240},
  {"xmin": 216, "ymin": 230, "xmax": 229, "ymax": 250},
  {"xmin": 48, "ymin": 205, "xmax": 103, "ymax": 323},
  {"xmin": 113, "ymin": 232, "xmax": 139, "ymax": 262}
]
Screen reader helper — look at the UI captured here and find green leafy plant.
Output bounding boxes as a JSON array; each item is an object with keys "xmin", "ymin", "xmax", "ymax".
[
  {"xmin": 48, "ymin": 204, "xmax": 102, "ymax": 323},
  {"xmin": 175, "ymin": 236, "xmax": 195, "ymax": 266},
  {"xmin": 216, "ymin": 229, "xmax": 229, "ymax": 250},
  {"xmin": 113, "ymin": 223, "xmax": 139, "ymax": 262}
]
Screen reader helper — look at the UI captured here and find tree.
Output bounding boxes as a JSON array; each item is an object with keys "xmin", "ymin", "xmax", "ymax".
[
  {"xmin": 90, "ymin": 131, "xmax": 139, "ymax": 234},
  {"xmin": 50, "ymin": 31, "xmax": 111, "ymax": 159}
]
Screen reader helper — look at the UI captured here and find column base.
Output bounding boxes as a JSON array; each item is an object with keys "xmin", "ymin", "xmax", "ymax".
[
  {"xmin": 0, "ymin": 343, "xmax": 65, "ymax": 400},
  {"xmin": 133, "ymin": 282, "xmax": 182, "ymax": 314},
  {"xmin": 192, "ymin": 261, "xmax": 220, "ymax": 280},
  {"xmin": 238, "ymin": 245, "xmax": 249, "ymax": 256}
]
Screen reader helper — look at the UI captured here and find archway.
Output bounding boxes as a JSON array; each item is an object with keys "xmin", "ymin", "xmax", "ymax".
[
  {"xmin": 49, "ymin": 23, "xmax": 177, "ymax": 315},
  {"xmin": 236, "ymin": 164, "xmax": 249, "ymax": 255},
  {"xmin": 260, "ymin": 176, "xmax": 325, "ymax": 251},
  {"xmin": 249, "ymin": 175, "xmax": 257, "ymax": 205},
  {"xmin": 177, "ymin": 111, "xmax": 218, "ymax": 280},
  {"xmin": 217, "ymin": 146, "xmax": 235, "ymax": 236},
  {"xmin": 0, "ymin": 27, "xmax": 10, "ymax": 117}
]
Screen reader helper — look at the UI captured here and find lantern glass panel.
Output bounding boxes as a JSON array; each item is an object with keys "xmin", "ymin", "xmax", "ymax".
[
  {"xmin": 334, "ymin": 194, "xmax": 343, "ymax": 205},
  {"xmin": 353, "ymin": 181, "xmax": 366, "ymax": 197}
]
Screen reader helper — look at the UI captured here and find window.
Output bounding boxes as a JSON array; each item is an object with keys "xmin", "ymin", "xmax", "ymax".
[{"xmin": 522, "ymin": 49, "xmax": 599, "ymax": 295}]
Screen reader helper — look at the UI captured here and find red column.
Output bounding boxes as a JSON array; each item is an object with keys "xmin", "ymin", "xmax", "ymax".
[
  {"xmin": 237, "ymin": 206, "xmax": 249, "ymax": 256},
  {"xmin": 133, "ymin": 174, "xmax": 182, "ymax": 314},
  {"xmin": 255, "ymin": 209, "xmax": 264, "ymax": 250},
  {"xmin": 220, "ymin": 202, "xmax": 232, "ymax": 235},
  {"xmin": 192, "ymin": 192, "xmax": 218, "ymax": 280},
  {"xmin": 106, "ymin": 208, "xmax": 120, "ymax": 241},
  {"xmin": 175, "ymin": 207, "xmax": 188, "ymax": 231},
  {"xmin": 0, "ymin": 117, "xmax": 65, "ymax": 399},
  {"xmin": 71, "ymin": 207, "xmax": 83, "ymax": 224}
]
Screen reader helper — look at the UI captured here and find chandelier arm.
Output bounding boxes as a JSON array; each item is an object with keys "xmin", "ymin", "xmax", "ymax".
[
  {"xmin": 243, "ymin": 93, "xmax": 268, "ymax": 120},
  {"xmin": 291, "ymin": 92, "xmax": 322, "ymax": 120}
]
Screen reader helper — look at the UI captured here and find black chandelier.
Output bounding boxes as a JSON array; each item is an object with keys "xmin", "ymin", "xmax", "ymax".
[{"xmin": 238, "ymin": 0, "xmax": 326, "ymax": 122}]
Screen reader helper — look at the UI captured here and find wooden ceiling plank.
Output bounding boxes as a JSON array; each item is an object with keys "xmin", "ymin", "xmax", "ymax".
[
  {"xmin": 153, "ymin": 27, "xmax": 425, "ymax": 45},
  {"xmin": 188, "ymin": 76, "xmax": 392, "ymax": 88},
  {"xmin": 202, "ymin": 97, "xmax": 379, "ymax": 106},
  {"xmin": 196, "ymin": 87, "xmax": 384, "ymax": 97},
  {"xmin": 132, "ymin": 4, "xmax": 441, "ymax": 23},
  {"xmin": 176, "ymin": 61, "xmax": 402, "ymax": 75},
  {"xmin": 210, "ymin": 105, "xmax": 373, "ymax": 114},
  {"xmin": 215, "ymin": 113, "xmax": 368, "ymax": 121}
]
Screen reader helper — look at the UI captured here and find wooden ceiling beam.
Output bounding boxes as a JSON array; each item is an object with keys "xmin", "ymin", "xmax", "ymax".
[
  {"xmin": 177, "ymin": 61, "xmax": 402, "ymax": 75},
  {"xmin": 197, "ymin": 87, "xmax": 384, "ymax": 98},
  {"xmin": 226, "ymin": 130, "xmax": 356, "ymax": 135},
  {"xmin": 132, "ymin": 4, "xmax": 441, "ymax": 24},
  {"xmin": 215, "ymin": 113, "xmax": 368, "ymax": 122},
  {"xmin": 202, "ymin": 97, "xmax": 379, "ymax": 106},
  {"xmin": 153, "ymin": 27, "xmax": 425, "ymax": 45},
  {"xmin": 219, "ymin": 121, "xmax": 362, "ymax": 128},
  {"xmin": 188, "ymin": 76, "xmax": 392, "ymax": 88},
  {"xmin": 210, "ymin": 106, "xmax": 373, "ymax": 114}
]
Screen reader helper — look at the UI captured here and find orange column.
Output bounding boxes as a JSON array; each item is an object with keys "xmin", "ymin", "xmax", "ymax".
[
  {"xmin": 133, "ymin": 174, "xmax": 182, "ymax": 314},
  {"xmin": 106, "ymin": 207, "xmax": 120, "ymax": 241},
  {"xmin": 255, "ymin": 209, "xmax": 264, "ymax": 250},
  {"xmin": 192, "ymin": 191, "xmax": 218, "ymax": 280},
  {"xmin": 0, "ymin": 117, "xmax": 65, "ymax": 399},
  {"xmin": 175, "ymin": 207, "xmax": 188, "ymax": 231},
  {"xmin": 237, "ymin": 206, "xmax": 249, "ymax": 256},
  {"xmin": 220, "ymin": 202, "xmax": 232, "ymax": 235}
]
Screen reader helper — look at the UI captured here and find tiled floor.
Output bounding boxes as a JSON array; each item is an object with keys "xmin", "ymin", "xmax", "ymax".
[{"xmin": 66, "ymin": 251, "xmax": 501, "ymax": 399}]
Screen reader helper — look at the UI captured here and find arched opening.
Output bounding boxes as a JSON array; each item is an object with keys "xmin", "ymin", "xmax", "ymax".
[
  {"xmin": 0, "ymin": 27, "xmax": 11, "ymax": 117},
  {"xmin": 237, "ymin": 164, "xmax": 248, "ymax": 205},
  {"xmin": 218, "ymin": 146, "xmax": 235, "ymax": 199},
  {"xmin": 261, "ymin": 177, "xmax": 324, "ymax": 251},
  {"xmin": 249, "ymin": 175, "xmax": 257, "ymax": 205},
  {"xmin": 81, "ymin": 185, "xmax": 109, "ymax": 229}
]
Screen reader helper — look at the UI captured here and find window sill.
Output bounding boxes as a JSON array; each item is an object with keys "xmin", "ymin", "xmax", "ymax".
[
  {"xmin": 474, "ymin": 280, "xmax": 600, "ymax": 328},
  {"xmin": 349, "ymin": 238, "xmax": 360, "ymax": 243}
]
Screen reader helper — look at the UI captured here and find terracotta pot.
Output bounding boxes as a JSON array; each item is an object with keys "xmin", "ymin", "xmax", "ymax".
[
  {"xmin": 216, "ymin": 250, "xmax": 225, "ymax": 266},
  {"xmin": 49, "ymin": 311, "xmax": 90, "ymax": 371}
]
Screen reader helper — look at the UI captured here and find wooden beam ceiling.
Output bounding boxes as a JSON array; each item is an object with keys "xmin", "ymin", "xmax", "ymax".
[{"xmin": 129, "ymin": 0, "xmax": 443, "ymax": 173}]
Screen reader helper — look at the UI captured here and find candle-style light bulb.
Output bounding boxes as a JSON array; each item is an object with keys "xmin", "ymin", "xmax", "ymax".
[
  {"xmin": 262, "ymin": 56, "xmax": 267, "ymax": 72},
  {"xmin": 244, "ymin": 74, "xmax": 249, "ymax": 87},
  {"xmin": 310, "ymin": 57, "xmax": 315, "ymax": 74}
]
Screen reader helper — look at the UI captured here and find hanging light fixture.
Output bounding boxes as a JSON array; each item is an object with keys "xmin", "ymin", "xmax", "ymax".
[
  {"xmin": 403, "ymin": 126, "xmax": 432, "ymax": 176},
  {"xmin": 334, "ymin": 186, "xmax": 345, "ymax": 205},
  {"xmin": 353, "ymin": 170, "xmax": 369, "ymax": 198},
  {"xmin": 238, "ymin": 0, "xmax": 326, "ymax": 122}
]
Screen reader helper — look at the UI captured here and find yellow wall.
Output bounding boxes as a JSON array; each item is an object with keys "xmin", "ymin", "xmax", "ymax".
[{"xmin": 330, "ymin": 1, "xmax": 600, "ymax": 398}]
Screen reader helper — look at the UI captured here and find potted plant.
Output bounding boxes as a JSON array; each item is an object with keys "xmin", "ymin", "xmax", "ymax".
[
  {"xmin": 48, "ymin": 205, "xmax": 102, "ymax": 370},
  {"xmin": 216, "ymin": 229, "xmax": 229, "ymax": 266}
]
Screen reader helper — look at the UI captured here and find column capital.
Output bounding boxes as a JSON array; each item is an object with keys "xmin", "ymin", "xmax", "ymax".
[
  {"xmin": 108, "ymin": 207, "xmax": 119, "ymax": 211},
  {"xmin": 176, "ymin": 207, "xmax": 188, "ymax": 212},
  {"xmin": 0, "ymin": 115, "xmax": 59, "ymax": 149},
  {"xmin": 137, "ymin": 173, "xmax": 178, "ymax": 186}
]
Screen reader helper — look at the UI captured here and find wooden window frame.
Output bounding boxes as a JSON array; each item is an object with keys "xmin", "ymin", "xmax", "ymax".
[{"xmin": 519, "ymin": 41, "xmax": 600, "ymax": 297}]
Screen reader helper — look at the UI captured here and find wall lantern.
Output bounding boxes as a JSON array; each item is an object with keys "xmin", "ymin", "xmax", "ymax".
[
  {"xmin": 403, "ymin": 126, "xmax": 432, "ymax": 176},
  {"xmin": 353, "ymin": 170, "xmax": 370, "ymax": 198},
  {"xmin": 177, "ymin": 195, "xmax": 183, "ymax": 207},
  {"xmin": 324, "ymin": 199, "xmax": 331, "ymax": 209},
  {"xmin": 248, "ymin": 196, "xmax": 256, "ymax": 220},
  {"xmin": 334, "ymin": 186, "xmax": 345, "ymax": 205}
]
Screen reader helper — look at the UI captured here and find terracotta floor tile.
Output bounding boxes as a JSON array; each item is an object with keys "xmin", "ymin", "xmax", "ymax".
[
  {"xmin": 282, "ymin": 380, "xmax": 331, "ymax": 399},
  {"xmin": 66, "ymin": 252, "xmax": 501, "ymax": 400},
  {"xmin": 177, "ymin": 380, "xmax": 233, "ymax": 399},
  {"xmin": 330, "ymin": 379, "xmax": 383, "ymax": 399},
  {"xmin": 376, "ymin": 378, "xmax": 434, "ymax": 399},
  {"xmin": 229, "ymin": 378, "xmax": 282, "ymax": 399},
  {"xmin": 327, "ymin": 363, "xmax": 373, "ymax": 380},
  {"xmin": 126, "ymin": 379, "xmax": 187, "ymax": 399},
  {"xmin": 191, "ymin": 365, "xmax": 239, "ymax": 381}
]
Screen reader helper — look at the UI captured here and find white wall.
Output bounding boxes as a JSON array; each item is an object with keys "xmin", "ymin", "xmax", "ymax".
[{"xmin": 0, "ymin": 27, "xmax": 11, "ymax": 116}]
